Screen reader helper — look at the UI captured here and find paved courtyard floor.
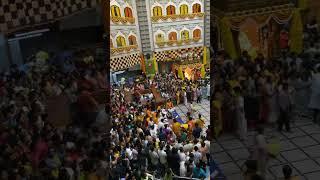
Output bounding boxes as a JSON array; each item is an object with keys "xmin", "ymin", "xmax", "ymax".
[
  {"xmin": 175, "ymin": 99, "xmax": 210, "ymax": 136},
  {"xmin": 212, "ymin": 112, "xmax": 320, "ymax": 180}
]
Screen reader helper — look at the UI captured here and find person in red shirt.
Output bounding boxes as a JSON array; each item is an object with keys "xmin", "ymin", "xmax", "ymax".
[{"xmin": 279, "ymin": 29, "xmax": 289, "ymax": 52}]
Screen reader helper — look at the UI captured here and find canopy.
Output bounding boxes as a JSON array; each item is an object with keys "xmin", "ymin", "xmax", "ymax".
[{"xmin": 217, "ymin": 3, "xmax": 294, "ymax": 31}]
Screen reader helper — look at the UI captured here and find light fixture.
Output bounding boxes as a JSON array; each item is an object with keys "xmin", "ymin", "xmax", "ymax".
[
  {"xmin": 8, "ymin": 33, "xmax": 43, "ymax": 42},
  {"xmin": 15, "ymin": 28, "xmax": 49, "ymax": 37}
]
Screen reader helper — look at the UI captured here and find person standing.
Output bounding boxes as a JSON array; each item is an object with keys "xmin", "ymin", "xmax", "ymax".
[
  {"xmin": 277, "ymin": 83, "xmax": 292, "ymax": 132},
  {"xmin": 192, "ymin": 123, "xmax": 202, "ymax": 139},
  {"xmin": 183, "ymin": 90, "xmax": 188, "ymax": 106},
  {"xmin": 197, "ymin": 87, "xmax": 202, "ymax": 103},
  {"xmin": 149, "ymin": 146, "xmax": 159, "ymax": 171},
  {"xmin": 234, "ymin": 87, "xmax": 247, "ymax": 141},
  {"xmin": 309, "ymin": 65, "xmax": 320, "ymax": 124},
  {"xmin": 206, "ymin": 83, "xmax": 210, "ymax": 100},
  {"xmin": 252, "ymin": 127, "xmax": 268, "ymax": 178}
]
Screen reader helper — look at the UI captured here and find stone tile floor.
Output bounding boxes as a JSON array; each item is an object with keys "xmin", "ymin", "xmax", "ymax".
[
  {"xmin": 212, "ymin": 112, "xmax": 320, "ymax": 180},
  {"xmin": 175, "ymin": 99, "xmax": 210, "ymax": 136}
]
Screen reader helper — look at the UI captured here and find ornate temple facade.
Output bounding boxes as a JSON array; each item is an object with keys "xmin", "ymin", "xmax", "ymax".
[
  {"xmin": 110, "ymin": 0, "xmax": 211, "ymax": 76},
  {"xmin": 110, "ymin": 0, "xmax": 142, "ymax": 72}
]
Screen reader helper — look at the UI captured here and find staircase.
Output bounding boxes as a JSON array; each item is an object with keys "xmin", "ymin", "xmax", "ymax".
[
  {"xmin": 136, "ymin": 0, "xmax": 152, "ymax": 56},
  {"xmin": 204, "ymin": 0, "xmax": 211, "ymax": 48}
]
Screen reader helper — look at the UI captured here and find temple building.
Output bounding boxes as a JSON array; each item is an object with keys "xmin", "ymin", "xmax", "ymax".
[{"xmin": 110, "ymin": 0, "xmax": 211, "ymax": 81}]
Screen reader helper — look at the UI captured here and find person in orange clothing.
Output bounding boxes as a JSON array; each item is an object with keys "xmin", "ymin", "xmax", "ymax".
[
  {"xmin": 146, "ymin": 107, "xmax": 152, "ymax": 118},
  {"xmin": 166, "ymin": 99, "xmax": 174, "ymax": 109},
  {"xmin": 196, "ymin": 114, "xmax": 205, "ymax": 128},
  {"xmin": 152, "ymin": 110, "xmax": 160, "ymax": 124},
  {"xmin": 187, "ymin": 117, "xmax": 194, "ymax": 138},
  {"xmin": 172, "ymin": 118, "xmax": 181, "ymax": 137}
]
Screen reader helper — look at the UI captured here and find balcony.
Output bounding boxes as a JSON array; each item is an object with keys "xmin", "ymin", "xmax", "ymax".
[
  {"xmin": 111, "ymin": 45, "xmax": 138, "ymax": 55},
  {"xmin": 155, "ymin": 38, "xmax": 202, "ymax": 47},
  {"xmin": 151, "ymin": 13, "xmax": 204, "ymax": 23},
  {"xmin": 111, "ymin": 17, "xmax": 135, "ymax": 24}
]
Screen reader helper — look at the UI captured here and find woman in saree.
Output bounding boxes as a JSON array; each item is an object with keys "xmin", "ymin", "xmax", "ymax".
[
  {"xmin": 221, "ymin": 84, "xmax": 236, "ymax": 133},
  {"xmin": 176, "ymin": 88, "xmax": 181, "ymax": 105}
]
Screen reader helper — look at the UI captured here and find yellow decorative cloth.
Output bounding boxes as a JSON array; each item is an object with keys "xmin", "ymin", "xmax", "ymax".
[
  {"xmin": 289, "ymin": 9, "xmax": 303, "ymax": 54},
  {"xmin": 220, "ymin": 17, "xmax": 238, "ymax": 60},
  {"xmin": 213, "ymin": 100, "xmax": 222, "ymax": 136}
]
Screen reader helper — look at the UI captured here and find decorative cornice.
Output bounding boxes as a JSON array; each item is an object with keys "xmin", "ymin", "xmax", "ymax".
[
  {"xmin": 213, "ymin": 3, "xmax": 294, "ymax": 18},
  {"xmin": 111, "ymin": 17, "xmax": 135, "ymax": 24},
  {"xmin": 151, "ymin": 13, "xmax": 204, "ymax": 22},
  {"xmin": 155, "ymin": 38, "xmax": 202, "ymax": 47},
  {"xmin": 111, "ymin": 45, "xmax": 138, "ymax": 55}
]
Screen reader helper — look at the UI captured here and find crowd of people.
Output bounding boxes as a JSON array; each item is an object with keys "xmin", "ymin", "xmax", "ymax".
[
  {"xmin": 212, "ymin": 23, "xmax": 320, "ymax": 179},
  {"xmin": 0, "ymin": 48, "xmax": 109, "ymax": 180},
  {"xmin": 109, "ymin": 72, "xmax": 212, "ymax": 179}
]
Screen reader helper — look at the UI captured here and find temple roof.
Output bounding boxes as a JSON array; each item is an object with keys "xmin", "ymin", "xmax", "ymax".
[{"xmin": 214, "ymin": 0, "xmax": 293, "ymax": 13}]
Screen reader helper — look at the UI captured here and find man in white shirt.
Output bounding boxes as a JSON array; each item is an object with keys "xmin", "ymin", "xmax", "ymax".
[
  {"xmin": 149, "ymin": 146, "xmax": 159, "ymax": 170},
  {"xmin": 183, "ymin": 141, "xmax": 194, "ymax": 152},
  {"xmin": 174, "ymin": 139, "xmax": 183, "ymax": 149},
  {"xmin": 180, "ymin": 161, "xmax": 187, "ymax": 177},
  {"xmin": 149, "ymin": 125, "xmax": 158, "ymax": 138},
  {"xmin": 158, "ymin": 119, "xmax": 165, "ymax": 130},
  {"xmin": 125, "ymin": 145, "xmax": 133, "ymax": 160},
  {"xmin": 193, "ymin": 146, "xmax": 202, "ymax": 165},
  {"xmin": 158, "ymin": 145, "xmax": 167, "ymax": 169},
  {"xmin": 178, "ymin": 147, "xmax": 187, "ymax": 162}
]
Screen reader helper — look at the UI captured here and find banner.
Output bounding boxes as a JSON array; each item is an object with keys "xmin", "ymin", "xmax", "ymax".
[
  {"xmin": 220, "ymin": 17, "xmax": 238, "ymax": 59},
  {"xmin": 290, "ymin": 9, "xmax": 303, "ymax": 54}
]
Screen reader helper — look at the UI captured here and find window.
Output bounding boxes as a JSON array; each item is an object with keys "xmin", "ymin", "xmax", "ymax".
[
  {"xmin": 128, "ymin": 35, "xmax": 137, "ymax": 45},
  {"xmin": 116, "ymin": 36, "xmax": 126, "ymax": 47},
  {"xmin": 110, "ymin": 38, "xmax": 113, "ymax": 48},
  {"xmin": 124, "ymin": 7, "xmax": 133, "ymax": 18},
  {"xmin": 153, "ymin": 6, "xmax": 162, "ymax": 16},
  {"xmin": 111, "ymin": 5, "xmax": 121, "ymax": 17},
  {"xmin": 192, "ymin": 3, "xmax": 201, "ymax": 13},
  {"xmin": 193, "ymin": 29, "xmax": 201, "ymax": 39},
  {"xmin": 155, "ymin": 34, "xmax": 165, "ymax": 43},
  {"xmin": 181, "ymin": 30, "xmax": 189, "ymax": 40},
  {"xmin": 168, "ymin": 32, "xmax": 177, "ymax": 41},
  {"xmin": 166, "ymin": 5, "xmax": 176, "ymax": 15},
  {"xmin": 180, "ymin": 4, "xmax": 188, "ymax": 15}
]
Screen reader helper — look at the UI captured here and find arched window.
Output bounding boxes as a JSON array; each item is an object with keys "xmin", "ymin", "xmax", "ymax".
[
  {"xmin": 155, "ymin": 33, "xmax": 165, "ymax": 43},
  {"xmin": 128, "ymin": 35, "xmax": 137, "ymax": 45},
  {"xmin": 168, "ymin": 32, "xmax": 177, "ymax": 41},
  {"xmin": 181, "ymin": 30, "xmax": 189, "ymax": 40},
  {"xmin": 116, "ymin": 36, "xmax": 126, "ymax": 47},
  {"xmin": 166, "ymin": 5, "xmax": 176, "ymax": 15},
  {"xmin": 110, "ymin": 38, "xmax": 113, "ymax": 48},
  {"xmin": 180, "ymin": 4, "xmax": 188, "ymax": 15},
  {"xmin": 111, "ymin": 5, "xmax": 121, "ymax": 17},
  {"xmin": 124, "ymin": 7, "xmax": 133, "ymax": 18},
  {"xmin": 193, "ymin": 29, "xmax": 201, "ymax": 39},
  {"xmin": 153, "ymin": 6, "xmax": 162, "ymax": 16},
  {"xmin": 192, "ymin": 3, "xmax": 201, "ymax": 13}
]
